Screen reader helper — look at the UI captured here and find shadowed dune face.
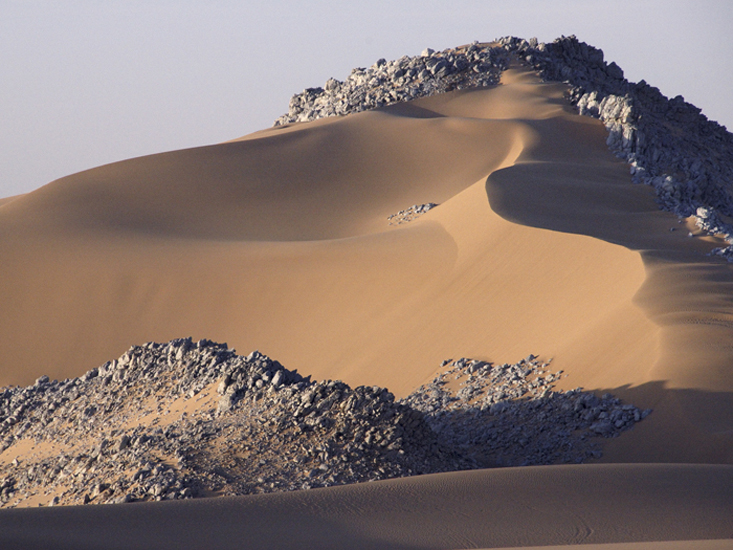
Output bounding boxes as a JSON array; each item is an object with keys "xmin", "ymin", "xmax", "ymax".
[{"xmin": 0, "ymin": 67, "xmax": 731, "ymax": 462}]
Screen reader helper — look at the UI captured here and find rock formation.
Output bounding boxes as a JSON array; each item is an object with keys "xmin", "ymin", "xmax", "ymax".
[{"xmin": 0, "ymin": 340, "xmax": 647, "ymax": 507}]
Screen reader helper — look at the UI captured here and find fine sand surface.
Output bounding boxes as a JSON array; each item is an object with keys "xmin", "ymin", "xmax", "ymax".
[
  {"xmin": 0, "ymin": 464, "xmax": 730, "ymax": 549},
  {"xmin": 0, "ymin": 194, "xmax": 24, "ymax": 208}
]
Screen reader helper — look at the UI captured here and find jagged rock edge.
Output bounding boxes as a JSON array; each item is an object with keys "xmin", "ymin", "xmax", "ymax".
[
  {"xmin": 0, "ymin": 339, "xmax": 649, "ymax": 506},
  {"xmin": 274, "ymin": 36, "xmax": 733, "ymax": 258}
]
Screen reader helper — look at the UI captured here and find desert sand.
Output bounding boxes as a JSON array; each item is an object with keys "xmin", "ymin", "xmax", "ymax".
[
  {"xmin": 1, "ymin": 465, "xmax": 731, "ymax": 549},
  {"xmin": 0, "ymin": 64, "xmax": 731, "ymax": 547}
]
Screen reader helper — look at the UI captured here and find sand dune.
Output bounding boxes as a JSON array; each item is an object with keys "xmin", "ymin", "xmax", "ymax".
[
  {"xmin": 0, "ymin": 464, "xmax": 730, "ymax": 549},
  {"xmin": 1, "ymin": 66, "xmax": 732, "ymax": 464}
]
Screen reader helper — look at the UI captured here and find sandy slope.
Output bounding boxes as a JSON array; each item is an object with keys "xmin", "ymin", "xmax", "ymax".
[
  {"xmin": 1, "ymin": 66, "xmax": 732, "ymax": 464},
  {"xmin": 0, "ymin": 195, "xmax": 24, "ymax": 208},
  {"xmin": 0, "ymin": 464, "xmax": 730, "ymax": 549}
]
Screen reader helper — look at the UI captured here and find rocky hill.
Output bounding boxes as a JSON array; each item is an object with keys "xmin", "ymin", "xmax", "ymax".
[{"xmin": 0, "ymin": 339, "xmax": 647, "ymax": 507}]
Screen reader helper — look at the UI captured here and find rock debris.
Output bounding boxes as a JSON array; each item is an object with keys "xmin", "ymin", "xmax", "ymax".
[
  {"xmin": 387, "ymin": 203, "xmax": 439, "ymax": 225},
  {"xmin": 274, "ymin": 44, "xmax": 507, "ymax": 126},
  {"xmin": 402, "ymin": 356, "xmax": 651, "ymax": 467},
  {"xmin": 0, "ymin": 339, "xmax": 648, "ymax": 507}
]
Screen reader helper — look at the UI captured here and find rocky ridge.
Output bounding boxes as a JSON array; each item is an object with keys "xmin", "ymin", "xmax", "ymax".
[
  {"xmin": 274, "ymin": 36, "xmax": 733, "ymax": 257},
  {"xmin": 273, "ymin": 44, "xmax": 507, "ymax": 126},
  {"xmin": 0, "ymin": 339, "xmax": 648, "ymax": 507},
  {"xmin": 502, "ymin": 36, "xmax": 733, "ymax": 257}
]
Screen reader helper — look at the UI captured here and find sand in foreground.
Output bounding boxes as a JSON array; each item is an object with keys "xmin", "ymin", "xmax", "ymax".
[{"xmin": 0, "ymin": 464, "xmax": 730, "ymax": 550}]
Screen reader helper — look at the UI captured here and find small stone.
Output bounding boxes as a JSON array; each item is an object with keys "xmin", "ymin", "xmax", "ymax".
[{"xmin": 117, "ymin": 435, "xmax": 131, "ymax": 452}]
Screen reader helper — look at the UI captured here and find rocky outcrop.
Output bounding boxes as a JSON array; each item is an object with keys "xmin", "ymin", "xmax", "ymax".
[
  {"xmin": 0, "ymin": 339, "xmax": 454, "ymax": 506},
  {"xmin": 0, "ymin": 339, "xmax": 647, "ymax": 507},
  {"xmin": 504, "ymin": 35, "xmax": 733, "ymax": 258},
  {"xmin": 273, "ymin": 44, "xmax": 508, "ymax": 126},
  {"xmin": 403, "ymin": 356, "xmax": 651, "ymax": 467},
  {"xmin": 274, "ymin": 36, "xmax": 733, "ymax": 257}
]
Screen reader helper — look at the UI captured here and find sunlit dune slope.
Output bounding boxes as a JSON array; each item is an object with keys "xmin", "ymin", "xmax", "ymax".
[{"xmin": 1, "ymin": 67, "xmax": 731, "ymax": 462}]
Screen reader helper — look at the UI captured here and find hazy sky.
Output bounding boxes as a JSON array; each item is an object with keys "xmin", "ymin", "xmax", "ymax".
[{"xmin": 2, "ymin": 1, "xmax": 731, "ymax": 198}]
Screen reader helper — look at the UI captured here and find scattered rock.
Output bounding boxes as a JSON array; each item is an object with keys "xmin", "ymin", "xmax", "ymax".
[
  {"xmin": 0, "ymin": 339, "xmax": 649, "ymax": 507},
  {"xmin": 387, "ymin": 203, "xmax": 439, "ymax": 225},
  {"xmin": 402, "ymin": 356, "xmax": 649, "ymax": 467}
]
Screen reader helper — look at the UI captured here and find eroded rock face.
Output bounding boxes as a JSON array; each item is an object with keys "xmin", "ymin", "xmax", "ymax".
[
  {"xmin": 275, "ymin": 36, "xmax": 733, "ymax": 258},
  {"xmin": 0, "ymin": 339, "xmax": 647, "ymax": 507}
]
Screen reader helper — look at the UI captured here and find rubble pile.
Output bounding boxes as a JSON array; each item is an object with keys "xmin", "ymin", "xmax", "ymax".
[
  {"xmin": 403, "ymin": 356, "xmax": 651, "ymax": 467},
  {"xmin": 0, "ymin": 340, "xmax": 648, "ymax": 507}
]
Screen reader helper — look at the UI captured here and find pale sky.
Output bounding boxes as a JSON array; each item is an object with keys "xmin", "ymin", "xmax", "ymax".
[{"xmin": 1, "ymin": 0, "xmax": 731, "ymax": 198}]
